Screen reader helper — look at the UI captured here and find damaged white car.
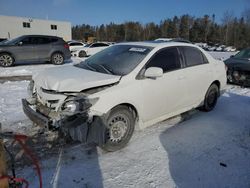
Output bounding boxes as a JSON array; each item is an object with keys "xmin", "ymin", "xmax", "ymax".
[{"xmin": 22, "ymin": 42, "xmax": 227, "ymax": 151}]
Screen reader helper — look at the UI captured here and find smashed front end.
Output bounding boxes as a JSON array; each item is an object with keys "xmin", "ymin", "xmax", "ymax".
[
  {"xmin": 227, "ymin": 68, "xmax": 250, "ymax": 87},
  {"xmin": 22, "ymin": 80, "xmax": 107, "ymax": 145}
]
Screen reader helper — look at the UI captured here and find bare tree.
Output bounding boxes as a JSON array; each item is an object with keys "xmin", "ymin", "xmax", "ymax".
[{"xmin": 222, "ymin": 10, "xmax": 235, "ymax": 45}]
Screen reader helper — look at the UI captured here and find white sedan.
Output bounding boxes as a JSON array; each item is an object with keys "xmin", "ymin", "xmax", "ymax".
[
  {"xmin": 23, "ymin": 42, "xmax": 227, "ymax": 151},
  {"xmin": 71, "ymin": 42, "xmax": 111, "ymax": 57},
  {"xmin": 67, "ymin": 41, "xmax": 86, "ymax": 52}
]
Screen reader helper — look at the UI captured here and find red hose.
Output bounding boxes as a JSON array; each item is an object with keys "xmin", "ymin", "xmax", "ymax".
[{"xmin": 14, "ymin": 134, "xmax": 43, "ymax": 188}]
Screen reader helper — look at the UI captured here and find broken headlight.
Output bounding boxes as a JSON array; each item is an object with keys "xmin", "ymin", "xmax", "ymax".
[
  {"xmin": 233, "ymin": 71, "xmax": 240, "ymax": 81},
  {"xmin": 61, "ymin": 97, "xmax": 98, "ymax": 115}
]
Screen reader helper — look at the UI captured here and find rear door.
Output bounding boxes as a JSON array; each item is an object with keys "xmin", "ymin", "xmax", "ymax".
[
  {"xmin": 34, "ymin": 37, "xmax": 53, "ymax": 61},
  {"xmin": 140, "ymin": 47, "xmax": 188, "ymax": 122},
  {"xmin": 178, "ymin": 46, "xmax": 213, "ymax": 106}
]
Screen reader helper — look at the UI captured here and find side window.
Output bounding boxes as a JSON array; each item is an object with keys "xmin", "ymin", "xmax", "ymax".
[
  {"xmin": 36, "ymin": 37, "xmax": 51, "ymax": 44},
  {"xmin": 91, "ymin": 43, "xmax": 109, "ymax": 48},
  {"xmin": 20, "ymin": 37, "xmax": 36, "ymax": 45},
  {"xmin": 146, "ymin": 47, "xmax": 181, "ymax": 73},
  {"xmin": 181, "ymin": 46, "xmax": 207, "ymax": 67},
  {"xmin": 70, "ymin": 42, "xmax": 82, "ymax": 46},
  {"xmin": 98, "ymin": 43, "xmax": 109, "ymax": 47},
  {"xmin": 50, "ymin": 38, "xmax": 58, "ymax": 43}
]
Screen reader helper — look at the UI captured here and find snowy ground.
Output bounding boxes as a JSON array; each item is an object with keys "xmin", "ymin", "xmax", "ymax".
[
  {"xmin": 0, "ymin": 57, "xmax": 83, "ymax": 77},
  {"xmin": 208, "ymin": 51, "xmax": 237, "ymax": 61},
  {"xmin": 0, "ymin": 52, "xmax": 250, "ymax": 187}
]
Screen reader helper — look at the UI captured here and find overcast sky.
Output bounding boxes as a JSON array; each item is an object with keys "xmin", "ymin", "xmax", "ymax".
[{"xmin": 0, "ymin": 0, "xmax": 249, "ymax": 25}]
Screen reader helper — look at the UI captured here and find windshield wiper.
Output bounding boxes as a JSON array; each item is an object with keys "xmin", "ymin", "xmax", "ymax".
[
  {"xmin": 89, "ymin": 63, "xmax": 115, "ymax": 75},
  {"xmin": 86, "ymin": 62, "xmax": 97, "ymax": 71},
  {"xmin": 98, "ymin": 64, "xmax": 115, "ymax": 75}
]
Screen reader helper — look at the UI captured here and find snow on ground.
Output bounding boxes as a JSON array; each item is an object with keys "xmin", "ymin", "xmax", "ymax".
[
  {"xmin": 0, "ymin": 81, "xmax": 32, "ymax": 133},
  {"xmin": 0, "ymin": 57, "xmax": 84, "ymax": 77},
  {"xmin": 209, "ymin": 51, "xmax": 237, "ymax": 61},
  {"xmin": 0, "ymin": 52, "xmax": 250, "ymax": 187},
  {"xmin": 18, "ymin": 86, "xmax": 250, "ymax": 188}
]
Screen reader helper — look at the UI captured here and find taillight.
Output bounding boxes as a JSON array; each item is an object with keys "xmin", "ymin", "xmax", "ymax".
[{"xmin": 64, "ymin": 44, "xmax": 69, "ymax": 49}]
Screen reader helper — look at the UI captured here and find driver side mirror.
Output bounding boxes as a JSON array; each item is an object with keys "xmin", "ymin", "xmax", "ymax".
[{"xmin": 144, "ymin": 67, "xmax": 163, "ymax": 79}]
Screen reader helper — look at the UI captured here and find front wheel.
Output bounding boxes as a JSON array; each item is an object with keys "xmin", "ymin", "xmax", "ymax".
[
  {"xmin": 200, "ymin": 84, "xmax": 219, "ymax": 112},
  {"xmin": 0, "ymin": 53, "xmax": 14, "ymax": 67},
  {"xmin": 100, "ymin": 106, "xmax": 135, "ymax": 152},
  {"xmin": 51, "ymin": 53, "xmax": 64, "ymax": 65}
]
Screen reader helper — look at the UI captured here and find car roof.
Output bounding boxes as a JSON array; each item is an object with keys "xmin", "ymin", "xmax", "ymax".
[
  {"xmin": 117, "ymin": 41, "xmax": 198, "ymax": 49},
  {"xmin": 21, "ymin": 35, "xmax": 61, "ymax": 39},
  {"xmin": 68, "ymin": 40, "xmax": 84, "ymax": 43}
]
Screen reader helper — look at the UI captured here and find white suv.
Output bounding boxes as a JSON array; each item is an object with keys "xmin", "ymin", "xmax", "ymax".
[{"xmin": 22, "ymin": 42, "xmax": 227, "ymax": 151}]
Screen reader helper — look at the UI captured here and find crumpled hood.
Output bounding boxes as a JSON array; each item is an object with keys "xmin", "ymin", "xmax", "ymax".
[{"xmin": 34, "ymin": 65, "xmax": 121, "ymax": 92}]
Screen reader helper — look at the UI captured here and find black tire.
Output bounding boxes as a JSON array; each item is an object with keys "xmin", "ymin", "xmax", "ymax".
[
  {"xmin": 200, "ymin": 84, "xmax": 219, "ymax": 112},
  {"xmin": 0, "ymin": 53, "xmax": 14, "ymax": 67},
  {"xmin": 100, "ymin": 106, "xmax": 135, "ymax": 152},
  {"xmin": 51, "ymin": 52, "xmax": 64, "ymax": 65},
  {"xmin": 79, "ymin": 50, "xmax": 87, "ymax": 57}
]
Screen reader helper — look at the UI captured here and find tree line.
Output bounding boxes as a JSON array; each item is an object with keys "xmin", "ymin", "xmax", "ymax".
[{"xmin": 72, "ymin": 9, "xmax": 250, "ymax": 49}]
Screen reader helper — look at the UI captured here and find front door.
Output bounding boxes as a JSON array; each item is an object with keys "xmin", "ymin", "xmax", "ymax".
[
  {"xmin": 13, "ymin": 36, "xmax": 37, "ymax": 61},
  {"xmin": 139, "ymin": 47, "xmax": 187, "ymax": 122}
]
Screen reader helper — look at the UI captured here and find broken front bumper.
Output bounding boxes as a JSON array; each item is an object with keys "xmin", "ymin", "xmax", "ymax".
[
  {"xmin": 22, "ymin": 99, "xmax": 50, "ymax": 129},
  {"xmin": 22, "ymin": 98, "xmax": 106, "ymax": 145}
]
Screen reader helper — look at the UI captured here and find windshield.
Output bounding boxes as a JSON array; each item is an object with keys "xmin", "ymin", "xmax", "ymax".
[
  {"xmin": 0, "ymin": 40, "xmax": 8, "ymax": 44},
  {"xmin": 234, "ymin": 48, "xmax": 250, "ymax": 59},
  {"xmin": 84, "ymin": 43, "xmax": 92, "ymax": 47},
  {"xmin": 4, "ymin": 36, "xmax": 23, "ymax": 45},
  {"xmin": 75, "ymin": 44, "xmax": 152, "ymax": 76}
]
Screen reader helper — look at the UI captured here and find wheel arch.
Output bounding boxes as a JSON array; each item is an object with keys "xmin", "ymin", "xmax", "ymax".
[
  {"xmin": 50, "ymin": 51, "xmax": 64, "ymax": 58},
  {"xmin": 109, "ymin": 103, "xmax": 139, "ymax": 120},
  {"xmin": 0, "ymin": 51, "xmax": 16, "ymax": 61},
  {"xmin": 211, "ymin": 80, "xmax": 220, "ymax": 91}
]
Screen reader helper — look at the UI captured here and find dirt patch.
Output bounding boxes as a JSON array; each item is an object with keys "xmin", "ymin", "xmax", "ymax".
[{"xmin": 0, "ymin": 75, "xmax": 32, "ymax": 83}]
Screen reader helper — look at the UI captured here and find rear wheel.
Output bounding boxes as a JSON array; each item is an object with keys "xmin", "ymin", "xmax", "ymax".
[
  {"xmin": 0, "ymin": 53, "xmax": 14, "ymax": 67},
  {"xmin": 100, "ymin": 106, "xmax": 135, "ymax": 152},
  {"xmin": 200, "ymin": 84, "xmax": 219, "ymax": 112},
  {"xmin": 51, "ymin": 52, "xmax": 64, "ymax": 65}
]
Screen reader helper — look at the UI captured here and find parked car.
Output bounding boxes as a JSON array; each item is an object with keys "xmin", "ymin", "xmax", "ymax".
[
  {"xmin": 224, "ymin": 46, "xmax": 237, "ymax": 52},
  {"xmin": 71, "ymin": 42, "xmax": 111, "ymax": 57},
  {"xmin": 0, "ymin": 38, "xmax": 7, "ymax": 43},
  {"xmin": 22, "ymin": 42, "xmax": 226, "ymax": 151},
  {"xmin": 0, "ymin": 35, "xmax": 71, "ymax": 67},
  {"xmin": 224, "ymin": 48, "xmax": 250, "ymax": 86},
  {"xmin": 67, "ymin": 41, "xmax": 86, "ymax": 52},
  {"xmin": 155, "ymin": 38, "xmax": 191, "ymax": 43},
  {"xmin": 215, "ymin": 45, "xmax": 226, "ymax": 52}
]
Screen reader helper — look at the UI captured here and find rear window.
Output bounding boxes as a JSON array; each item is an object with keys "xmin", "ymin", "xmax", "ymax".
[
  {"xmin": 69, "ymin": 42, "xmax": 83, "ymax": 46},
  {"xmin": 50, "ymin": 38, "xmax": 59, "ymax": 43},
  {"xmin": 181, "ymin": 46, "xmax": 207, "ymax": 67},
  {"xmin": 91, "ymin": 43, "xmax": 109, "ymax": 47}
]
